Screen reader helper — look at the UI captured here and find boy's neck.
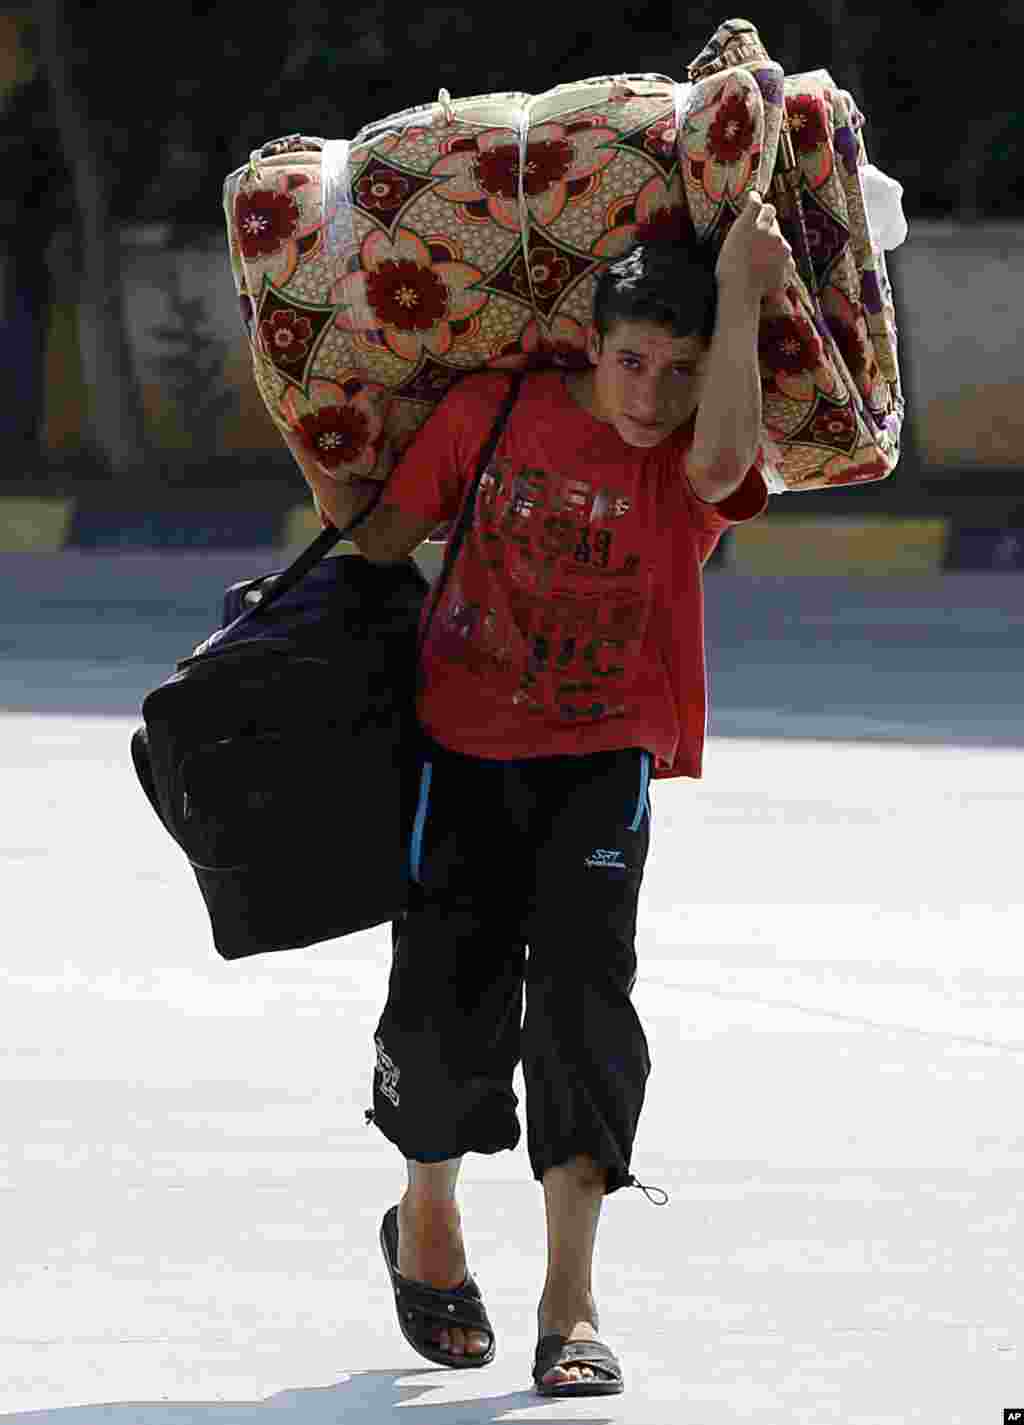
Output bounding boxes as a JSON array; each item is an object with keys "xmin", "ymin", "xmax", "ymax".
[{"xmin": 563, "ymin": 368, "xmax": 597, "ymax": 417}]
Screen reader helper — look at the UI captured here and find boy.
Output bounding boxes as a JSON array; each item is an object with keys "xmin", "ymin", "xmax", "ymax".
[{"xmin": 313, "ymin": 191, "xmax": 789, "ymax": 1396}]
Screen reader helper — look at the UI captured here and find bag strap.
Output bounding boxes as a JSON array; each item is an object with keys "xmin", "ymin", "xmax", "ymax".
[
  {"xmin": 418, "ymin": 371, "xmax": 523, "ymax": 657},
  {"xmin": 211, "ymin": 371, "xmax": 523, "ymax": 645},
  {"xmin": 210, "ymin": 479, "xmax": 387, "ymax": 642}
]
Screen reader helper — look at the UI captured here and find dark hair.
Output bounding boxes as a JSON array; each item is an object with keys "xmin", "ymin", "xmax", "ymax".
[{"xmin": 592, "ymin": 240, "xmax": 717, "ymax": 346}]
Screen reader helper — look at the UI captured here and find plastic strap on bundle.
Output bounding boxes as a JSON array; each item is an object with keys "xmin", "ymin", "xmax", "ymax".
[
  {"xmin": 758, "ymin": 437, "xmax": 788, "ymax": 494},
  {"xmin": 515, "ymin": 102, "xmax": 533, "ymax": 302},
  {"xmin": 672, "ymin": 80, "xmax": 695, "ymax": 143},
  {"xmin": 322, "ymin": 138, "xmax": 356, "ymax": 262}
]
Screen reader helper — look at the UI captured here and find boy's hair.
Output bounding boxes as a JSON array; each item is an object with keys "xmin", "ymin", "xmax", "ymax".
[{"xmin": 592, "ymin": 240, "xmax": 717, "ymax": 346}]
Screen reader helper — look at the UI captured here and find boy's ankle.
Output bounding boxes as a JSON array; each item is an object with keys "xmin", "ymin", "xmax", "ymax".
[
  {"xmin": 538, "ymin": 1288, "xmax": 599, "ymax": 1336},
  {"xmin": 405, "ymin": 1156, "xmax": 463, "ymax": 1203},
  {"xmin": 401, "ymin": 1187, "xmax": 460, "ymax": 1211}
]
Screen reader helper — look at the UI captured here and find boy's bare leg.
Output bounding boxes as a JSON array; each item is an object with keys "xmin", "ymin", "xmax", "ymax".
[
  {"xmin": 536, "ymin": 1154, "xmax": 606, "ymax": 1387},
  {"xmin": 397, "ymin": 1157, "xmax": 491, "ymax": 1357}
]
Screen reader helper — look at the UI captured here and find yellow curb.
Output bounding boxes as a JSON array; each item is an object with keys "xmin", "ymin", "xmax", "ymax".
[
  {"xmin": 279, "ymin": 503, "xmax": 326, "ymax": 556},
  {"xmin": 278, "ymin": 506, "xmax": 363, "ymax": 562},
  {"xmin": 0, "ymin": 498, "xmax": 76, "ymax": 552},
  {"xmin": 284, "ymin": 508, "xmax": 949, "ymax": 579},
  {"xmin": 729, "ymin": 518, "xmax": 949, "ymax": 575}
]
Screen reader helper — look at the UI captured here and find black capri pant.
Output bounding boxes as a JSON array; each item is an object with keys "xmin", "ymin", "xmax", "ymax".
[{"xmin": 368, "ymin": 737, "xmax": 652, "ymax": 1196}]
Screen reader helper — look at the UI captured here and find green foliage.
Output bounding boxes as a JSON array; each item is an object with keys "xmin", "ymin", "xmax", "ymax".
[
  {"xmin": 148, "ymin": 266, "xmax": 237, "ymax": 454},
  {"xmin": 20, "ymin": 2, "xmax": 1024, "ymax": 229}
]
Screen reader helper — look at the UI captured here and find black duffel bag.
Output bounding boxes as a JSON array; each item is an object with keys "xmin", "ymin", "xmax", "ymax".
[{"xmin": 131, "ymin": 373, "xmax": 521, "ymax": 960}]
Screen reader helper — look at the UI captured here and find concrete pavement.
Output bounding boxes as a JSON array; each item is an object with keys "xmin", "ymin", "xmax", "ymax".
[
  {"xmin": 2, "ymin": 554, "xmax": 1023, "ymax": 745},
  {"xmin": 1, "ymin": 560, "xmax": 1022, "ymax": 1421}
]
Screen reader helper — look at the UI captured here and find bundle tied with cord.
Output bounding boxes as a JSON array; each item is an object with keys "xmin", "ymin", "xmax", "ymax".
[{"xmin": 222, "ymin": 17, "xmax": 905, "ymax": 514}]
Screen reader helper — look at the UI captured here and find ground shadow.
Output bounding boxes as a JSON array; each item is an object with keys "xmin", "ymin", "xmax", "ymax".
[{"xmin": 0, "ymin": 1366, "xmax": 620, "ymax": 1425}]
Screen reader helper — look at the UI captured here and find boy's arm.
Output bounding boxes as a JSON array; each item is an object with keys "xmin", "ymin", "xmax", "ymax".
[
  {"xmin": 282, "ymin": 433, "xmax": 440, "ymax": 565},
  {"xmin": 688, "ymin": 191, "xmax": 790, "ymax": 504},
  {"xmin": 283, "ymin": 371, "xmax": 513, "ymax": 561},
  {"xmin": 351, "ymin": 500, "xmax": 440, "ymax": 565},
  {"xmin": 688, "ymin": 281, "xmax": 762, "ymax": 503}
]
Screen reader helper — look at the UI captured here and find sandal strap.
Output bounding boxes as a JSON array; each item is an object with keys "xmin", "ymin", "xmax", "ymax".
[
  {"xmin": 393, "ymin": 1274, "xmax": 493, "ymax": 1336},
  {"xmin": 534, "ymin": 1334, "xmax": 621, "ymax": 1380},
  {"xmin": 556, "ymin": 1341, "xmax": 619, "ymax": 1371}
]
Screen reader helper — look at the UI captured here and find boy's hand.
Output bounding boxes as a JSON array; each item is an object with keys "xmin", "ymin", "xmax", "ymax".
[
  {"xmin": 715, "ymin": 190, "xmax": 792, "ymax": 301},
  {"xmin": 283, "ymin": 431, "xmax": 383, "ymax": 531}
]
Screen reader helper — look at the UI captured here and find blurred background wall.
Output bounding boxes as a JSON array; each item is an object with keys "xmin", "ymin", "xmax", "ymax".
[{"xmin": 35, "ymin": 220, "xmax": 1024, "ymax": 469}]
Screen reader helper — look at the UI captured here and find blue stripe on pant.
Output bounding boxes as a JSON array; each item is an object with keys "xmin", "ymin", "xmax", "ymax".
[{"xmin": 409, "ymin": 761, "xmax": 433, "ymax": 883}]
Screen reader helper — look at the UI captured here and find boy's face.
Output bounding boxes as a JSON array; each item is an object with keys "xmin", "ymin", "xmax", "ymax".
[{"xmin": 587, "ymin": 319, "xmax": 709, "ymax": 448}]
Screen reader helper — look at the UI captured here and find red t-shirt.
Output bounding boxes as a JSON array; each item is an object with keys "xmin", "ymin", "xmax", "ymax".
[{"xmin": 384, "ymin": 369, "xmax": 768, "ymax": 780}]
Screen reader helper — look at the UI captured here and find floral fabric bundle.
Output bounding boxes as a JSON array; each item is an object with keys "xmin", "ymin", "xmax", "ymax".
[
  {"xmin": 685, "ymin": 18, "xmax": 903, "ymax": 488},
  {"xmin": 223, "ymin": 19, "xmax": 903, "ymax": 501}
]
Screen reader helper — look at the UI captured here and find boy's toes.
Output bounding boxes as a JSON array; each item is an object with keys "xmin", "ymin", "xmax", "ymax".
[
  {"xmin": 436, "ymin": 1326, "xmax": 491, "ymax": 1357},
  {"xmin": 544, "ymin": 1364, "xmax": 595, "ymax": 1385}
]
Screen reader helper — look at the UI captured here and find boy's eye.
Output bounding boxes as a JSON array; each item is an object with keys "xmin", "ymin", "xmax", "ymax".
[{"xmin": 617, "ymin": 357, "xmax": 694, "ymax": 375}]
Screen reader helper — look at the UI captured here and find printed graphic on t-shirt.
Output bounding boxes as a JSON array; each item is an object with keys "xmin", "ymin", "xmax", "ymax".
[
  {"xmin": 430, "ymin": 457, "xmax": 653, "ymax": 727},
  {"xmin": 386, "ymin": 371, "xmax": 763, "ymax": 776}
]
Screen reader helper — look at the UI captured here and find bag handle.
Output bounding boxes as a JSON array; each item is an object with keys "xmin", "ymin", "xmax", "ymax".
[
  {"xmin": 206, "ymin": 480, "xmax": 386, "ymax": 643},
  {"xmin": 418, "ymin": 371, "xmax": 524, "ymax": 658}
]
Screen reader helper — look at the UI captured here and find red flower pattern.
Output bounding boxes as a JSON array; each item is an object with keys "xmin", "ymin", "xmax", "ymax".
[
  {"xmin": 235, "ymin": 189, "xmax": 300, "ymax": 259},
  {"xmin": 644, "ymin": 116, "xmax": 678, "ymax": 157},
  {"xmin": 355, "ymin": 171, "xmax": 411, "ymax": 211},
  {"xmin": 511, "ymin": 245, "xmax": 571, "ymax": 301},
  {"xmin": 471, "ymin": 144, "xmax": 517, "ymax": 200},
  {"xmin": 476, "ymin": 138, "xmax": 573, "ymax": 201},
  {"xmin": 294, "ymin": 405, "xmax": 372, "ymax": 471},
  {"xmin": 681, "ymin": 75, "xmax": 763, "ymax": 211},
  {"xmin": 487, "ymin": 316, "xmax": 589, "ymax": 371},
  {"xmin": 431, "ymin": 122, "xmax": 617, "ymax": 231},
  {"xmin": 334, "ymin": 228, "xmax": 485, "ymax": 362},
  {"xmin": 259, "ymin": 309, "xmax": 313, "ymax": 365},
  {"xmin": 759, "ymin": 313, "xmax": 820, "ymax": 377},
  {"xmin": 707, "ymin": 93, "xmax": 755, "ymax": 164},
  {"xmin": 809, "ymin": 403, "xmax": 857, "ymax": 448},
  {"xmin": 592, "ymin": 174, "xmax": 688, "ymax": 260},
  {"xmin": 365, "ymin": 259, "xmax": 449, "ymax": 332},
  {"xmin": 786, "ymin": 95, "xmax": 828, "ymax": 154},
  {"xmin": 635, "ymin": 205, "xmax": 695, "ymax": 246}
]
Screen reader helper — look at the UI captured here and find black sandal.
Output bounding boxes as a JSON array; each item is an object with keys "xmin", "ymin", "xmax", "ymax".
[
  {"xmin": 533, "ymin": 1332, "xmax": 625, "ymax": 1396},
  {"xmin": 379, "ymin": 1205, "xmax": 496, "ymax": 1368}
]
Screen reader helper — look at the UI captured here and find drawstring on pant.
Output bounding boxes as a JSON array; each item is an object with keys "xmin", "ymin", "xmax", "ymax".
[
  {"xmin": 366, "ymin": 1109, "xmax": 667, "ymax": 1204},
  {"xmin": 625, "ymin": 1174, "xmax": 669, "ymax": 1206}
]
